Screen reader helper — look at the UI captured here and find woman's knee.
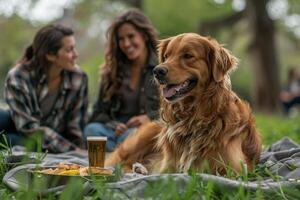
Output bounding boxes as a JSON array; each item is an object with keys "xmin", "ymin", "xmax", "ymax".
[
  {"xmin": 83, "ymin": 122, "xmax": 113, "ymax": 138},
  {"xmin": 4, "ymin": 133, "xmax": 26, "ymax": 146},
  {"xmin": 0, "ymin": 109, "xmax": 14, "ymax": 131}
]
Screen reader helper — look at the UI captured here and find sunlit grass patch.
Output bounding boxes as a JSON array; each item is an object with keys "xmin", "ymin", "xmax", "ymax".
[{"xmin": 255, "ymin": 114, "xmax": 300, "ymax": 146}]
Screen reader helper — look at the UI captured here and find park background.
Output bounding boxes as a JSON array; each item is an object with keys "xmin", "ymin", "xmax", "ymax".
[
  {"xmin": 1, "ymin": 1, "xmax": 300, "ymax": 199},
  {"xmin": 0, "ymin": 0, "xmax": 300, "ymax": 144}
]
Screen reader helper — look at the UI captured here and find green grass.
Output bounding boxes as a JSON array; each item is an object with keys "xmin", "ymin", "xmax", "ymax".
[
  {"xmin": 255, "ymin": 114, "xmax": 300, "ymax": 146},
  {"xmin": 0, "ymin": 114, "xmax": 300, "ymax": 199}
]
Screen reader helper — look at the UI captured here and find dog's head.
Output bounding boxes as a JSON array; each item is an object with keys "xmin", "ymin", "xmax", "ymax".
[{"xmin": 153, "ymin": 33, "xmax": 238, "ymax": 102}]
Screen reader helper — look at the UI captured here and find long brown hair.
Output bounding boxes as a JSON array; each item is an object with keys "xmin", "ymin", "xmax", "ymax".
[
  {"xmin": 19, "ymin": 24, "xmax": 74, "ymax": 73},
  {"xmin": 101, "ymin": 9, "xmax": 158, "ymax": 101}
]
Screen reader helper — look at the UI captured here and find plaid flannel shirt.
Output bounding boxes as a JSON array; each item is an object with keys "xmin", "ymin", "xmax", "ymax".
[{"xmin": 4, "ymin": 64, "xmax": 88, "ymax": 153}]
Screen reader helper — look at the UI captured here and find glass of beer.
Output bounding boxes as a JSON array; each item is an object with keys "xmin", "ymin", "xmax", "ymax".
[{"xmin": 87, "ymin": 136, "xmax": 107, "ymax": 168}]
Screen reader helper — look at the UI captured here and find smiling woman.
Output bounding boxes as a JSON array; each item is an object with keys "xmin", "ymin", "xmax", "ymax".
[
  {"xmin": 84, "ymin": 9, "xmax": 160, "ymax": 152},
  {"xmin": 0, "ymin": 24, "xmax": 88, "ymax": 153}
]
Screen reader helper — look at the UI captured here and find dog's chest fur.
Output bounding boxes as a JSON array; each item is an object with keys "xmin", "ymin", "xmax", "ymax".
[{"xmin": 157, "ymin": 116, "xmax": 222, "ymax": 172}]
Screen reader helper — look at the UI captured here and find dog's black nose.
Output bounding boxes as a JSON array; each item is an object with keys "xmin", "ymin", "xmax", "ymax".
[
  {"xmin": 153, "ymin": 66, "xmax": 168, "ymax": 78},
  {"xmin": 153, "ymin": 66, "xmax": 168, "ymax": 84}
]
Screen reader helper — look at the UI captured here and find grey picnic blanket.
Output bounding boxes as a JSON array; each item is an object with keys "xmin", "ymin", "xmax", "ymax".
[{"xmin": 2, "ymin": 137, "xmax": 300, "ymax": 198}]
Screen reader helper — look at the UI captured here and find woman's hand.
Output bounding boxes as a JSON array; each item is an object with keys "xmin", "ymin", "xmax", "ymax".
[
  {"xmin": 126, "ymin": 114, "xmax": 150, "ymax": 128},
  {"xmin": 115, "ymin": 123, "xmax": 128, "ymax": 136},
  {"xmin": 75, "ymin": 147, "xmax": 87, "ymax": 154}
]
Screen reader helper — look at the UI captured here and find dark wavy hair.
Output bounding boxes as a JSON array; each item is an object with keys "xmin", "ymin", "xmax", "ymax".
[
  {"xmin": 101, "ymin": 9, "xmax": 158, "ymax": 101},
  {"xmin": 19, "ymin": 24, "xmax": 74, "ymax": 73}
]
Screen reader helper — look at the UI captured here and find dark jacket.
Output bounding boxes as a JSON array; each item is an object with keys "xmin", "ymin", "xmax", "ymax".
[{"xmin": 89, "ymin": 53, "xmax": 160, "ymax": 129}]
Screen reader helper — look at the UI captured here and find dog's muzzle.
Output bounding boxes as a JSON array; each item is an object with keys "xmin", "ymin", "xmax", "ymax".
[{"xmin": 153, "ymin": 66, "xmax": 168, "ymax": 84}]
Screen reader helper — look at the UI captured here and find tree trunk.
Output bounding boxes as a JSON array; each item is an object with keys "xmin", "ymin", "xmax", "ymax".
[{"xmin": 247, "ymin": 0, "xmax": 281, "ymax": 113}]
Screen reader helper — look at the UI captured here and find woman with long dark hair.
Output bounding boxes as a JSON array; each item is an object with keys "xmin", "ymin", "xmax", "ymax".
[
  {"xmin": 84, "ymin": 9, "xmax": 160, "ymax": 152},
  {"xmin": 0, "ymin": 24, "xmax": 88, "ymax": 153}
]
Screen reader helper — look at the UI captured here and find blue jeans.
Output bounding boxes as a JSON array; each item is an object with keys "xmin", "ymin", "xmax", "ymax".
[
  {"xmin": 0, "ymin": 109, "xmax": 26, "ymax": 147},
  {"xmin": 84, "ymin": 122, "xmax": 135, "ymax": 152}
]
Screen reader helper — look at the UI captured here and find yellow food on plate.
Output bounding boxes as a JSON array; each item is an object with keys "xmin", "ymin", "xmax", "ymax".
[
  {"xmin": 36, "ymin": 163, "xmax": 113, "ymax": 176},
  {"xmin": 58, "ymin": 169, "xmax": 80, "ymax": 175}
]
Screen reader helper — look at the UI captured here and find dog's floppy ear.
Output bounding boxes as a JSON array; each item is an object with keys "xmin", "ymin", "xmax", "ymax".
[
  {"xmin": 208, "ymin": 39, "xmax": 238, "ymax": 82},
  {"xmin": 158, "ymin": 38, "xmax": 172, "ymax": 63}
]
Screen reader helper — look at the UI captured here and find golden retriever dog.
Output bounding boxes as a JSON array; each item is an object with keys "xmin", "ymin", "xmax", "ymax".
[{"xmin": 105, "ymin": 33, "xmax": 262, "ymax": 175}]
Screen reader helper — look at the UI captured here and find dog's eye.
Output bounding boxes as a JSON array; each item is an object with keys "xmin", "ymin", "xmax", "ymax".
[
  {"xmin": 183, "ymin": 53, "xmax": 194, "ymax": 59},
  {"xmin": 164, "ymin": 54, "xmax": 168, "ymax": 60}
]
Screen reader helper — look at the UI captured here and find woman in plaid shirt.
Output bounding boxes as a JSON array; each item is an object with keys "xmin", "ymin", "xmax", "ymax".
[{"xmin": 0, "ymin": 25, "xmax": 88, "ymax": 153}]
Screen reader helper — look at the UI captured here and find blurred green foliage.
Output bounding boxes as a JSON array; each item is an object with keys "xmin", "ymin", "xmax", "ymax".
[
  {"xmin": 0, "ymin": 15, "xmax": 38, "ymax": 99},
  {"xmin": 0, "ymin": 15, "xmax": 36, "ymax": 72},
  {"xmin": 145, "ymin": 0, "xmax": 234, "ymax": 37}
]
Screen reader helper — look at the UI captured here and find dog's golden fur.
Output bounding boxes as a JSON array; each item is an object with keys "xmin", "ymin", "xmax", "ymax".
[{"xmin": 105, "ymin": 33, "xmax": 261, "ymax": 175}]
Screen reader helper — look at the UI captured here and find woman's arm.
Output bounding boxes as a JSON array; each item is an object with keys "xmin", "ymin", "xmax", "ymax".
[
  {"xmin": 89, "ymin": 84, "xmax": 123, "ymax": 130},
  {"xmin": 89, "ymin": 84, "xmax": 113, "ymax": 122},
  {"xmin": 5, "ymin": 75, "xmax": 77, "ymax": 153}
]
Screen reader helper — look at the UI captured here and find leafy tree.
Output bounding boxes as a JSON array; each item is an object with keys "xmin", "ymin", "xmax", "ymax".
[
  {"xmin": 0, "ymin": 15, "xmax": 36, "ymax": 98},
  {"xmin": 145, "ymin": 0, "xmax": 234, "ymax": 37}
]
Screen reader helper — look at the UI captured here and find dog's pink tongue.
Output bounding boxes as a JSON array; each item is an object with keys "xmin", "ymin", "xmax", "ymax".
[{"xmin": 163, "ymin": 86, "xmax": 176, "ymax": 98}]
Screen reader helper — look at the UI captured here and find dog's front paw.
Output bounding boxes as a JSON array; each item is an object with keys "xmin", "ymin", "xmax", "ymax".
[{"xmin": 132, "ymin": 162, "xmax": 148, "ymax": 175}]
